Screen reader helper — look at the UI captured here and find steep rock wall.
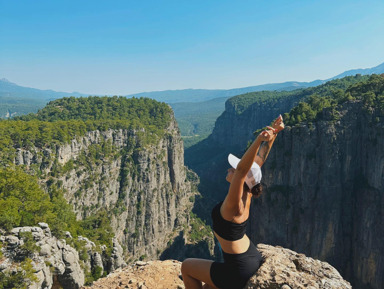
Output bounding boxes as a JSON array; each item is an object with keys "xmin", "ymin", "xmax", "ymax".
[
  {"xmin": 252, "ymin": 101, "xmax": 383, "ymax": 289},
  {"xmin": 211, "ymin": 95, "xmax": 300, "ymax": 148}
]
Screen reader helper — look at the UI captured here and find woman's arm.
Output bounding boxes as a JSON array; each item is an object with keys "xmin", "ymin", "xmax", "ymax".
[
  {"xmin": 255, "ymin": 115, "xmax": 284, "ymax": 167},
  {"xmin": 236, "ymin": 131, "xmax": 272, "ymax": 174},
  {"xmin": 254, "ymin": 134, "xmax": 277, "ymax": 167},
  {"xmin": 225, "ymin": 129, "xmax": 274, "ymax": 208}
]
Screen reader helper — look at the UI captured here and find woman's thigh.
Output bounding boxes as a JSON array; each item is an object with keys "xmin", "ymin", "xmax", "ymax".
[{"xmin": 181, "ymin": 258, "xmax": 218, "ymax": 289}]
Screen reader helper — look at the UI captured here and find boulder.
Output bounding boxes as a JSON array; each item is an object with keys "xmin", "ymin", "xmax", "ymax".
[{"xmin": 244, "ymin": 244, "xmax": 352, "ymax": 289}]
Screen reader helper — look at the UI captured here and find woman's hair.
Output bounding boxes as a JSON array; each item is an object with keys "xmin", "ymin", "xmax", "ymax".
[{"xmin": 244, "ymin": 182, "xmax": 263, "ymax": 198}]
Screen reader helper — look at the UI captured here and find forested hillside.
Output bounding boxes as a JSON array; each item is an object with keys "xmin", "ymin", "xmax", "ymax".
[
  {"xmin": 226, "ymin": 74, "xmax": 370, "ymax": 115},
  {"xmin": 0, "ymin": 96, "xmax": 173, "ymax": 237},
  {"xmin": 169, "ymin": 97, "xmax": 228, "ymax": 147},
  {"xmin": 0, "ymin": 96, "xmax": 210, "ymax": 287},
  {"xmin": 0, "ymin": 97, "xmax": 171, "ymax": 161}
]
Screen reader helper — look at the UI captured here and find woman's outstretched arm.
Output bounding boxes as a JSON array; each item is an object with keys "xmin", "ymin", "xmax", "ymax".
[
  {"xmin": 226, "ymin": 128, "xmax": 274, "ymax": 207},
  {"xmin": 237, "ymin": 114, "xmax": 284, "ymax": 175},
  {"xmin": 254, "ymin": 134, "xmax": 277, "ymax": 167},
  {"xmin": 255, "ymin": 115, "xmax": 284, "ymax": 167}
]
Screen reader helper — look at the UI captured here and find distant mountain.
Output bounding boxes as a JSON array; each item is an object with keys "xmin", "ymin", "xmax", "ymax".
[
  {"xmin": 0, "ymin": 78, "xmax": 90, "ymax": 118},
  {"xmin": 328, "ymin": 62, "xmax": 384, "ymax": 80},
  {"xmin": 125, "ymin": 80, "xmax": 324, "ymax": 103},
  {"xmin": 127, "ymin": 62, "xmax": 384, "ymax": 103},
  {"xmin": 2, "ymin": 61, "xmax": 383, "ymax": 104},
  {"xmin": 1, "ymin": 61, "xmax": 383, "ymax": 121},
  {"xmin": 0, "ymin": 78, "xmax": 86, "ymax": 100}
]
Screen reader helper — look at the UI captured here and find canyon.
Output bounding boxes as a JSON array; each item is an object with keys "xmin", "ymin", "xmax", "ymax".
[{"xmin": 186, "ymin": 80, "xmax": 384, "ymax": 289}]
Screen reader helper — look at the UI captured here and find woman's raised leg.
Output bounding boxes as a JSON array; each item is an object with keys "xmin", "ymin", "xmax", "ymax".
[{"xmin": 181, "ymin": 258, "xmax": 219, "ymax": 289}]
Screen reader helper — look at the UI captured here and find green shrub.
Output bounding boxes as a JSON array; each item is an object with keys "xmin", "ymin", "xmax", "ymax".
[
  {"xmin": 188, "ymin": 212, "xmax": 212, "ymax": 243},
  {"xmin": 92, "ymin": 266, "xmax": 103, "ymax": 280},
  {"xmin": 0, "ymin": 168, "xmax": 55, "ymax": 231},
  {"xmin": 18, "ymin": 232, "xmax": 40, "ymax": 260},
  {"xmin": 0, "ymin": 258, "xmax": 38, "ymax": 289}
]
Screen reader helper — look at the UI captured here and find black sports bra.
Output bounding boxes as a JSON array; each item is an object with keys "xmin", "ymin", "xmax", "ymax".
[{"xmin": 211, "ymin": 201, "xmax": 248, "ymax": 241}]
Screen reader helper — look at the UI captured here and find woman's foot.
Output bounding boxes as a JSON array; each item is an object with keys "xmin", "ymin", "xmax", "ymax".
[{"xmin": 272, "ymin": 115, "xmax": 285, "ymax": 133}]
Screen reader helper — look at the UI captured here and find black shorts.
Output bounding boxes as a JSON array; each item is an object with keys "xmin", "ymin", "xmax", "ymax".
[{"xmin": 210, "ymin": 241, "xmax": 262, "ymax": 289}]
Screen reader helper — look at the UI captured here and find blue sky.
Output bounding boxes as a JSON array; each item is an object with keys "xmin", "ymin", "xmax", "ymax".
[{"xmin": 1, "ymin": 0, "xmax": 383, "ymax": 95}]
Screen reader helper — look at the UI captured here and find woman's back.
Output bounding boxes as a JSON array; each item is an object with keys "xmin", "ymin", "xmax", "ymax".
[{"xmin": 212, "ymin": 196, "xmax": 252, "ymax": 254}]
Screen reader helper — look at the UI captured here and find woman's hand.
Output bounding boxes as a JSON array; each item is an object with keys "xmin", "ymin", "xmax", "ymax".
[
  {"xmin": 258, "ymin": 127, "xmax": 275, "ymax": 142},
  {"xmin": 272, "ymin": 114, "xmax": 285, "ymax": 133}
]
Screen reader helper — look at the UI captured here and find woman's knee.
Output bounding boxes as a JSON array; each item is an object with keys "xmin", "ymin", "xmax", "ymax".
[{"xmin": 181, "ymin": 258, "xmax": 194, "ymax": 275}]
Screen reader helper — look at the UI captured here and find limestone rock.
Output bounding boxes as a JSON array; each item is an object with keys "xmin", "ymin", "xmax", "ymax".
[
  {"xmin": 244, "ymin": 244, "xmax": 352, "ymax": 289},
  {"xmin": 38, "ymin": 222, "xmax": 49, "ymax": 229},
  {"xmin": 0, "ymin": 224, "xmax": 127, "ymax": 289},
  {"xmin": 58, "ymin": 247, "xmax": 85, "ymax": 289},
  {"xmin": 82, "ymin": 260, "xmax": 184, "ymax": 289},
  {"xmin": 110, "ymin": 237, "xmax": 126, "ymax": 271},
  {"xmin": 5, "ymin": 235, "xmax": 19, "ymax": 247},
  {"xmin": 92, "ymin": 252, "xmax": 104, "ymax": 276}
]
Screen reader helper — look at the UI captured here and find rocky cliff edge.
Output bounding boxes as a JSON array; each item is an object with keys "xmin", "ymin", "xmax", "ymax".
[{"xmin": 83, "ymin": 244, "xmax": 351, "ymax": 289}]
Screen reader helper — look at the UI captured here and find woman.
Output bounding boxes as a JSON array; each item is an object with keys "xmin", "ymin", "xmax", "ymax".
[{"xmin": 181, "ymin": 115, "xmax": 285, "ymax": 289}]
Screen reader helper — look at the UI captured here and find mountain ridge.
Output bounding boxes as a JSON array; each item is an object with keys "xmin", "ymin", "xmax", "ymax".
[
  {"xmin": 124, "ymin": 80, "xmax": 323, "ymax": 103},
  {"xmin": 2, "ymin": 61, "xmax": 383, "ymax": 104},
  {"xmin": 329, "ymin": 62, "xmax": 384, "ymax": 80},
  {"xmin": 0, "ymin": 78, "xmax": 87, "ymax": 100}
]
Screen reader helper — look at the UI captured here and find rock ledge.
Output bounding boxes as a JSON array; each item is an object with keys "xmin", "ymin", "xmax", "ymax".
[{"xmin": 83, "ymin": 244, "xmax": 351, "ymax": 289}]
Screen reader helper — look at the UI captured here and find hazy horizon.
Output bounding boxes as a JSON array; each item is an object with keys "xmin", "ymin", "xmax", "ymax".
[{"xmin": 1, "ymin": 0, "xmax": 384, "ymax": 95}]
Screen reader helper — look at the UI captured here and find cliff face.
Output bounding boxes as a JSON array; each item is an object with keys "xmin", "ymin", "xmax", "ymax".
[
  {"xmin": 13, "ymin": 116, "xmax": 196, "ymax": 262},
  {"xmin": 187, "ymin": 99, "xmax": 383, "ymax": 289},
  {"xmin": 211, "ymin": 95, "xmax": 300, "ymax": 148},
  {"xmin": 253, "ymin": 101, "xmax": 384, "ymax": 289}
]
